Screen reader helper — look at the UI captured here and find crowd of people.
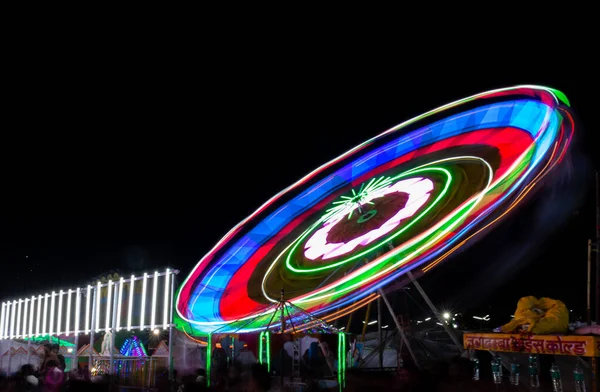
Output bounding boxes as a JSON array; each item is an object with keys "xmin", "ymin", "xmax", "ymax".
[
  {"xmin": 176, "ymin": 363, "xmax": 272, "ymax": 392},
  {"xmin": 0, "ymin": 343, "xmax": 110, "ymax": 392},
  {"xmin": 0, "ymin": 343, "xmax": 528, "ymax": 391}
]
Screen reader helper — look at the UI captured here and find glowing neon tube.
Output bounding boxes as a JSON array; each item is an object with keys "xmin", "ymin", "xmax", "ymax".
[
  {"xmin": 117, "ymin": 277, "xmax": 124, "ymax": 331},
  {"xmin": 57, "ymin": 290, "xmax": 63, "ymax": 335},
  {"xmin": 0, "ymin": 303, "xmax": 5, "ymax": 339},
  {"xmin": 85, "ymin": 285, "xmax": 91, "ymax": 334},
  {"xmin": 66, "ymin": 290, "xmax": 72, "ymax": 336},
  {"xmin": 75, "ymin": 288, "xmax": 81, "ymax": 334},
  {"xmin": 163, "ymin": 269, "xmax": 170, "ymax": 329},
  {"xmin": 16, "ymin": 300, "xmax": 22, "ymax": 338},
  {"xmin": 140, "ymin": 273, "xmax": 148, "ymax": 329},
  {"xmin": 10, "ymin": 300, "xmax": 16, "ymax": 339},
  {"xmin": 22, "ymin": 300, "xmax": 29, "ymax": 338},
  {"xmin": 105, "ymin": 280, "xmax": 113, "ymax": 332},
  {"xmin": 36, "ymin": 295, "xmax": 42, "ymax": 337},
  {"xmin": 5, "ymin": 302, "xmax": 11, "ymax": 339},
  {"xmin": 29, "ymin": 297, "xmax": 35, "ymax": 337},
  {"xmin": 127, "ymin": 275, "xmax": 134, "ymax": 331},
  {"xmin": 49, "ymin": 292, "xmax": 55, "ymax": 336},
  {"xmin": 42, "ymin": 294, "xmax": 48, "ymax": 336},
  {"xmin": 151, "ymin": 271, "xmax": 158, "ymax": 330},
  {"xmin": 95, "ymin": 282, "xmax": 101, "ymax": 333}
]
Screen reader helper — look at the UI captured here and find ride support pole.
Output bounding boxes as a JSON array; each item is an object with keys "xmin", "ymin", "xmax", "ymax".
[
  {"xmin": 361, "ymin": 302, "xmax": 371, "ymax": 342},
  {"xmin": 345, "ymin": 312, "xmax": 353, "ymax": 333},
  {"xmin": 407, "ymin": 271, "xmax": 464, "ymax": 355},
  {"xmin": 378, "ymin": 289, "xmax": 420, "ymax": 369}
]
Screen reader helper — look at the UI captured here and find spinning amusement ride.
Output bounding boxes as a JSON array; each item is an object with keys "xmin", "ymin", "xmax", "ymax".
[{"xmin": 175, "ymin": 85, "xmax": 574, "ymax": 336}]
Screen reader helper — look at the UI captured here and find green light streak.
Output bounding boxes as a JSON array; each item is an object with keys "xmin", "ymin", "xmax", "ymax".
[
  {"xmin": 338, "ymin": 332, "xmax": 346, "ymax": 390},
  {"xmin": 22, "ymin": 334, "xmax": 76, "ymax": 347},
  {"xmin": 206, "ymin": 333, "xmax": 211, "ymax": 387},
  {"xmin": 259, "ymin": 331, "xmax": 271, "ymax": 371}
]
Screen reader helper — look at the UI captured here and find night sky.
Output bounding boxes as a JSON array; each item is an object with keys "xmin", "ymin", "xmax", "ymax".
[{"xmin": 1, "ymin": 69, "xmax": 596, "ymax": 327}]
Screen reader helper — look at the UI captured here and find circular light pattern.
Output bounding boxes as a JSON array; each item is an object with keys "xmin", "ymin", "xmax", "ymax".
[{"xmin": 176, "ymin": 85, "xmax": 574, "ymax": 334}]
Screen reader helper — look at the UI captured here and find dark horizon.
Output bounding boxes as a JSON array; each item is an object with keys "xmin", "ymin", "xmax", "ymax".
[{"xmin": 1, "ymin": 76, "xmax": 597, "ymax": 327}]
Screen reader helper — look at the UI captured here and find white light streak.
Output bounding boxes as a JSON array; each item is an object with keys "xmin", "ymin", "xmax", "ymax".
[
  {"xmin": 16, "ymin": 300, "xmax": 22, "ymax": 338},
  {"xmin": 127, "ymin": 275, "xmax": 134, "ymax": 331},
  {"xmin": 0, "ymin": 303, "xmax": 5, "ymax": 339},
  {"xmin": 49, "ymin": 291, "xmax": 56, "ymax": 336},
  {"xmin": 85, "ymin": 285, "xmax": 91, "ymax": 334},
  {"xmin": 140, "ymin": 273, "xmax": 148, "ymax": 329},
  {"xmin": 163, "ymin": 269, "xmax": 170, "ymax": 329},
  {"xmin": 5, "ymin": 302, "xmax": 11, "ymax": 339},
  {"xmin": 150, "ymin": 271, "xmax": 158, "ymax": 330},
  {"xmin": 95, "ymin": 282, "xmax": 101, "ymax": 333},
  {"xmin": 42, "ymin": 294, "xmax": 48, "ymax": 336},
  {"xmin": 10, "ymin": 300, "xmax": 16, "ymax": 339},
  {"xmin": 57, "ymin": 290, "xmax": 63, "ymax": 335},
  {"xmin": 116, "ymin": 277, "xmax": 124, "ymax": 331},
  {"xmin": 105, "ymin": 280, "xmax": 113, "ymax": 332},
  {"xmin": 23, "ymin": 299, "xmax": 29, "ymax": 338},
  {"xmin": 66, "ymin": 290, "xmax": 72, "ymax": 336},
  {"xmin": 75, "ymin": 288, "xmax": 81, "ymax": 334},
  {"xmin": 36, "ymin": 295, "xmax": 42, "ymax": 337},
  {"xmin": 29, "ymin": 297, "xmax": 35, "ymax": 338}
]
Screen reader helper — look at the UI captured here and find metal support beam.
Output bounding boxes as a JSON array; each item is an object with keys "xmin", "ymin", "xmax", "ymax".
[
  {"xmin": 361, "ymin": 302, "xmax": 371, "ymax": 342},
  {"xmin": 407, "ymin": 271, "xmax": 464, "ymax": 354},
  {"xmin": 378, "ymin": 289, "xmax": 419, "ymax": 369},
  {"xmin": 345, "ymin": 312, "xmax": 353, "ymax": 333}
]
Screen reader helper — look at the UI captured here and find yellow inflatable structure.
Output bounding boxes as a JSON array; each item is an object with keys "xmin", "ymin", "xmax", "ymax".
[{"xmin": 500, "ymin": 296, "xmax": 569, "ymax": 335}]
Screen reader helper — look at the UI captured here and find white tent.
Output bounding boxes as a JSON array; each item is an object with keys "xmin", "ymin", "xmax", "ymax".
[{"xmin": 0, "ymin": 341, "xmax": 42, "ymax": 374}]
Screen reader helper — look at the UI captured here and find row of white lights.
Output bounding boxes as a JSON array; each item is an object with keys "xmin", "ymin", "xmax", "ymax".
[{"xmin": 0, "ymin": 269, "xmax": 172, "ymax": 340}]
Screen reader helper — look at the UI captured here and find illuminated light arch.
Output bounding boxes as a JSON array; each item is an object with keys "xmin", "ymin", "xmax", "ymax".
[
  {"xmin": 175, "ymin": 85, "xmax": 575, "ymax": 334},
  {"xmin": 0, "ymin": 270, "xmax": 176, "ymax": 341}
]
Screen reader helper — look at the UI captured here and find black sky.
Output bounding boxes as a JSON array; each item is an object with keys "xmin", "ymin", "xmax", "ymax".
[{"xmin": 1, "ymin": 62, "xmax": 596, "ymax": 323}]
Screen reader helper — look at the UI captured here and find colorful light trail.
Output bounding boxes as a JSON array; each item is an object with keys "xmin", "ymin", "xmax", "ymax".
[{"xmin": 175, "ymin": 86, "xmax": 575, "ymax": 334}]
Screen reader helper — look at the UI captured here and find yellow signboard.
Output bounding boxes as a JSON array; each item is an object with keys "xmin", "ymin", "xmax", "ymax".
[{"xmin": 464, "ymin": 333, "xmax": 600, "ymax": 357}]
